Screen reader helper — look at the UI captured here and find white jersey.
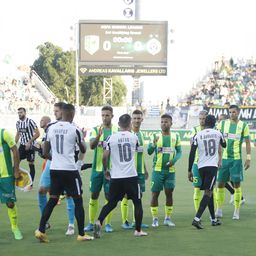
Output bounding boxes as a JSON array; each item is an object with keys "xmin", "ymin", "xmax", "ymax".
[
  {"xmin": 46, "ymin": 121, "xmax": 83, "ymax": 171},
  {"xmin": 105, "ymin": 131, "xmax": 138, "ymax": 179},
  {"xmin": 192, "ymin": 128, "xmax": 224, "ymax": 169}
]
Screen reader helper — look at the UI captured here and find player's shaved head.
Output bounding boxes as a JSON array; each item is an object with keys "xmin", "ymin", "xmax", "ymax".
[{"xmin": 40, "ymin": 116, "xmax": 51, "ymax": 129}]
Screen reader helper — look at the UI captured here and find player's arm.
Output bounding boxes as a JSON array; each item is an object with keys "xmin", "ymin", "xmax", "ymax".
[
  {"xmin": 147, "ymin": 134, "xmax": 158, "ymax": 155},
  {"xmin": 90, "ymin": 126, "xmax": 103, "ymax": 149},
  {"xmin": 103, "ymin": 149, "xmax": 111, "ymax": 179},
  {"xmin": 167, "ymin": 133, "xmax": 182, "ymax": 167},
  {"xmin": 25, "ymin": 127, "xmax": 40, "ymax": 150},
  {"xmin": 220, "ymin": 133, "xmax": 226, "ymax": 148},
  {"xmin": 15, "ymin": 123, "xmax": 20, "ymax": 143},
  {"xmin": 4, "ymin": 130, "xmax": 20, "ymax": 179},
  {"xmin": 43, "ymin": 141, "xmax": 52, "ymax": 160},
  {"xmin": 11, "ymin": 145, "xmax": 20, "ymax": 179},
  {"xmin": 244, "ymin": 137, "xmax": 251, "ymax": 170},
  {"xmin": 188, "ymin": 135, "xmax": 197, "ymax": 182},
  {"xmin": 243, "ymin": 124, "xmax": 251, "ymax": 170},
  {"xmin": 144, "ymin": 163, "xmax": 149, "ymax": 180}
]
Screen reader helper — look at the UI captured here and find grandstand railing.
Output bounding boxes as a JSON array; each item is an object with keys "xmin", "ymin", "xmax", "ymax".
[{"xmin": 31, "ymin": 70, "xmax": 57, "ymax": 100}]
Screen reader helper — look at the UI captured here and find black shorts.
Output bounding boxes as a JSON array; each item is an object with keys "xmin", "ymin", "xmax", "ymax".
[
  {"xmin": 108, "ymin": 176, "xmax": 141, "ymax": 202},
  {"xmin": 19, "ymin": 144, "xmax": 35, "ymax": 162},
  {"xmin": 50, "ymin": 170, "xmax": 83, "ymax": 197},
  {"xmin": 199, "ymin": 166, "xmax": 218, "ymax": 191}
]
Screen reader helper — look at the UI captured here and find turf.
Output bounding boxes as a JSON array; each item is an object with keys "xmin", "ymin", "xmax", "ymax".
[{"xmin": 0, "ymin": 146, "xmax": 256, "ymax": 256}]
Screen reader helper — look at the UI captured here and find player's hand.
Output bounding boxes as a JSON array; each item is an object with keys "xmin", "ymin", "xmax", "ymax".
[
  {"xmin": 81, "ymin": 128, "xmax": 87, "ymax": 139},
  {"xmin": 218, "ymin": 159, "xmax": 222, "ymax": 168},
  {"xmin": 153, "ymin": 136, "xmax": 159, "ymax": 146},
  {"xmin": 244, "ymin": 159, "xmax": 250, "ymax": 170},
  {"xmin": 14, "ymin": 168, "xmax": 21, "ymax": 180},
  {"xmin": 105, "ymin": 170, "xmax": 111, "ymax": 180},
  {"xmin": 98, "ymin": 125, "xmax": 104, "ymax": 137},
  {"xmin": 25, "ymin": 141, "xmax": 31, "ymax": 150},
  {"xmin": 166, "ymin": 161, "xmax": 173, "ymax": 168},
  {"xmin": 188, "ymin": 171, "xmax": 193, "ymax": 182}
]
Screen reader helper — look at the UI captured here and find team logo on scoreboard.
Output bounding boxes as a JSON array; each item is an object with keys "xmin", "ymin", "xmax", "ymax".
[
  {"xmin": 84, "ymin": 35, "xmax": 100, "ymax": 55},
  {"xmin": 147, "ymin": 38, "xmax": 161, "ymax": 56}
]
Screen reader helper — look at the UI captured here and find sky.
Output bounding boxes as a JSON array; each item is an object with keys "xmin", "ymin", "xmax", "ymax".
[{"xmin": 1, "ymin": 0, "xmax": 256, "ymax": 104}]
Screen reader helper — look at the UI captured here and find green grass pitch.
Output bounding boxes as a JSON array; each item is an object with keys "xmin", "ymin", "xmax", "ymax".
[{"xmin": 0, "ymin": 146, "xmax": 256, "ymax": 256}]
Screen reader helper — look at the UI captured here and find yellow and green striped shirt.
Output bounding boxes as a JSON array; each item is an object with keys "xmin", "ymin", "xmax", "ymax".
[
  {"xmin": 148, "ymin": 132, "xmax": 182, "ymax": 173},
  {"xmin": 190, "ymin": 125, "xmax": 202, "ymax": 164},
  {"xmin": 133, "ymin": 130, "xmax": 145, "ymax": 174},
  {"xmin": 0, "ymin": 129, "xmax": 15, "ymax": 178},
  {"xmin": 90, "ymin": 125, "xmax": 118, "ymax": 172},
  {"xmin": 217, "ymin": 119, "xmax": 250, "ymax": 160}
]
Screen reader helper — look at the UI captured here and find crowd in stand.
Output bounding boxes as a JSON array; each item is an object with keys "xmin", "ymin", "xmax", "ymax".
[
  {"xmin": 185, "ymin": 57, "xmax": 256, "ymax": 107},
  {"xmin": 0, "ymin": 74, "xmax": 54, "ymax": 114}
]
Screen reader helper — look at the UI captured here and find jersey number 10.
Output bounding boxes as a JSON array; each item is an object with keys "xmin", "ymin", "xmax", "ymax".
[{"xmin": 118, "ymin": 143, "xmax": 132, "ymax": 162}]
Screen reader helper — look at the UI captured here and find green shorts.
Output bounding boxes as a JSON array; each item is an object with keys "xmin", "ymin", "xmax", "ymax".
[
  {"xmin": 151, "ymin": 171, "xmax": 175, "ymax": 192},
  {"xmin": 0, "ymin": 176, "xmax": 16, "ymax": 204},
  {"xmin": 90, "ymin": 171, "xmax": 110, "ymax": 193},
  {"xmin": 192, "ymin": 163, "xmax": 202, "ymax": 187},
  {"xmin": 217, "ymin": 159, "xmax": 243, "ymax": 183},
  {"xmin": 138, "ymin": 173, "xmax": 146, "ymax": 193}
]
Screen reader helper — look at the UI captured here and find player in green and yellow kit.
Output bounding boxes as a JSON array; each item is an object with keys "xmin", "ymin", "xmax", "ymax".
[
  {"xmin": 188, "ymin": 110, "xmax": 207, "ymax": 212},
  {"xmin": 120, "ymin": 109, "xmax": 149, "ymax": 229},
  {"xmin": 148, "ymin": 114, "xmax": 182, "ymax": 227},
  {"xmin": 215, "ymin": 105, "xmax": 251, "ymax": 220},
  {"xmin": 0, "ymin": 128, "xmax": 23, "ymax": 240},
  {"xmin": 84, "ymin": 106, "xmax": 118, "ymax": 233}
]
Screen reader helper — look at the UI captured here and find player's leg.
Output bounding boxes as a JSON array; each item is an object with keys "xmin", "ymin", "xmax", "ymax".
[
  {"xmin": 192, "ymin": 163, "xmax": 202, "ymax": 212},
  {"xmin": 2, "ymin": 177, "xmax": 23, "ymax": 240},
  {"xmin": 84, "ymin": 172, "xmax": 102, "ymax": 231},
  {"xmin": 231, "ymin": 160, "xmax": 243, "ymax": 220},
  {"xmin": 27, "ymin": 149, "xmax": 36, "ymax": 188},
  {"xmin": 132, "ymin": 174, "xmax": 148, "ymax": 228},
  {"xmin": 127, "ymin": 177, "xmax": 147, "ymax": 237},
  {"xmin": 150, "ymin": 171, "xmax": 163, "ymax": 227},
  {"xmin": 35, "ymin": 170, "xmax": 61, "ymax": 242},
  {"xmin": 192, "ymin": 167, "xmax": 219, "ymax": 229},
  {"xmin": 163, "ymin": 172, "xmax": 176, "ymax": 227},
  {"xmin": 216, "ymin": 160, "xmax": 230, "ymax": 218},
  {"xmin": 38, "ymin": 160, "xmax": 51, "ymax": 215},
  {"xmin": 65, "ymin": 197, "xmax": 75, "ymax": 235},
  {"xmin": 121, "ymin": 195, "xmax": 132, "ymax": 229},
  {"xmin": 63, "ymin": 171, "xmax": 93, "ymax": 241},
  {"xmin": 104, "ymin": 177, "xmax": 114, "ymax": 232},
  {"xmin": 94, "ymin": 178, "xmax": 124, "ymax": 238}
]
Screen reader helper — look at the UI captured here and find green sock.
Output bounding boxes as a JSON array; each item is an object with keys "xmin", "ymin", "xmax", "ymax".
[
  {"xmin": 165, "ymin": 205, "xmax": 173, "ymax": 218},
  {"xmin": 8, "ymin": 205, "xmax": 18, "ymax": 230},
  {"xmin": 121, "ymin": 197, "xmax": 128, "ymax": 224},
  {"xmin": 89, "ymin": 199, "xmax": 98, "ymax": 224},
  {"xmin": 150, "ymin": 206, "xmax": 158, "ymax": 219},
  {"xmin": 193, "ymin": 187, "xmax": 201, "ymax": 212},
  {"xmin": 234, "ymin": 187, "xmax": 241, "ymax": 210},
  {"xmin": 217, "ymin": 188, "xmax": 225, "ymax": 208}
]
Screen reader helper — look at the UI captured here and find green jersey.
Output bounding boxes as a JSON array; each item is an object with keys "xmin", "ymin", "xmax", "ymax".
[
  {"xmin": 90, "ymin": 125, "xmax": 118, "ymax": 172},
  {"xmin": 133, "ymin": 130, "xmax": 145, "ymax": 174},
  {"xmin": 0, "ymin": 129, "xmax": 15, "ymax": 178},
  {"xmin": 148, "ymin": 132, "xmax": 182, "ymax": 173},
  {"xmin": 217, "ymin": 119, "xmax": 250, "ymax": 160},
  {"xmin": 190, "ymin": 125, "xmax": 202, "ymax": 164}
]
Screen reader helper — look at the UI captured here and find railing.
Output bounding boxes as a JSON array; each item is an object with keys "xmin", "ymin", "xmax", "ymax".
[{"xmin": 31, "ymin": 70, "xmax": 57, "ymax": 100}]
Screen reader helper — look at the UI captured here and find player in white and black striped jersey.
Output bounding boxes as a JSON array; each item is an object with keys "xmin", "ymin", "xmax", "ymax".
[
  {"xmin": 15, "ymin": 107, "xmax": 40, "ymax": 186},
  {"xmin": 188, "ymin": 115, "xmax": 226, "ymax": 229}
]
